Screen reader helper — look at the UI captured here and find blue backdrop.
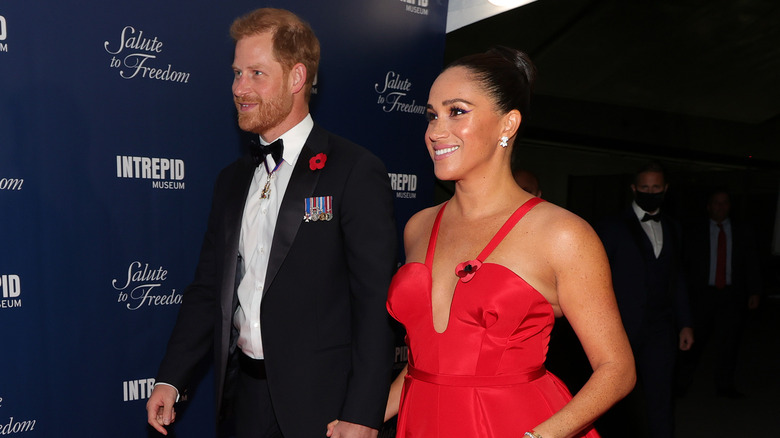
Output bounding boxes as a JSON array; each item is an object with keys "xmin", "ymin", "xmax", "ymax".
[{"xmin": 0, "ymin": 1, "xmax": 447, "ymax": 436}]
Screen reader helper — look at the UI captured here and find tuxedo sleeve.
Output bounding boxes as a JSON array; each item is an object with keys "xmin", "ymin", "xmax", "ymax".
[
  {"xmin": 671, "ymin": 221, "xmax": 693, "ymax": 330},
  {"xmin": 337, "ymin": 152, "xmax": 397, "ymax": 428},
  {"xmin": 155, "ymin": 168, "xmax": 228, "ymax": 392}
]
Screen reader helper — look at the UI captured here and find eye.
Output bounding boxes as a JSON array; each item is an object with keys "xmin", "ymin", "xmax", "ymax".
[
  {"xmin": 253, "ymin": 70, "xmax": 263, "ymax": 76},
  {"xmin": 233, "ymin": 70, "xmax": 241, "ymax": 78},
  {"xmin": 449, "ymin": 106, "xmax": 469, "ymax": 117},
  {"xmin": 425, "ymin": 111, "xmax": 437, "ymax": 122}
]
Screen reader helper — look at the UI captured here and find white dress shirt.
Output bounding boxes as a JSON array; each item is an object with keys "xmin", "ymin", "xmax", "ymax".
[
  {"xmin": 633, "ymin": 201, "xmax": 663, "ymax": 259},
  {"xmin": 234, "ymin": 114, "xmax": 313, "ymax": 359}
]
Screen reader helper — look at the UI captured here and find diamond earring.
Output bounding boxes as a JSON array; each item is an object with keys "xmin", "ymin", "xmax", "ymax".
[{"xmin": 499, "ymin": 136, "xmax": 509, "ymax": 148}]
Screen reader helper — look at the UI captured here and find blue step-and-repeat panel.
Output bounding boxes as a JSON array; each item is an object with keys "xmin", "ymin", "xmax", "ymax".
[{"xmin": 0, "ymin": 1, "xmax": 446, "ymax": 435}]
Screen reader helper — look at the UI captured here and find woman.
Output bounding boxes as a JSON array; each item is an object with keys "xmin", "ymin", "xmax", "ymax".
[{"xmin": 386, "ymin": 47, "xmax": 633, "ymax": 438}]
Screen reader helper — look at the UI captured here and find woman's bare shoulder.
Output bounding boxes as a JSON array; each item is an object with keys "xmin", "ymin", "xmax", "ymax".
[
  {"xmin": 403, "ymin": 203, "xmax": 446, "ymax": 260},
  {"xmin": 519, "ymin": 200, "xmax": 602, "ymax": 257},
  {"xmin": 405, "ymin": 204, "xmax": 444, "ymax": 236}
]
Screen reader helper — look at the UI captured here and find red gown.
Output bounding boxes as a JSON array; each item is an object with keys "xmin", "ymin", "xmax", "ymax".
[{"xmin": 387, "ymin": 198, "xmax": 600, "ymax": 437}]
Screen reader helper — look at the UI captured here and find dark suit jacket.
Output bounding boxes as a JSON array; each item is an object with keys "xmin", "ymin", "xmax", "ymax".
[
  {"xmin": 596, "ymin": 207, "xmax": 692, "ymax": 344},
  {"xmin": 684, "ymin": 218, "xmax": 761, "ymax": 299},
  {"xmin": 156, "ymin": 124, "xmax": 397, "ymax": 436}
]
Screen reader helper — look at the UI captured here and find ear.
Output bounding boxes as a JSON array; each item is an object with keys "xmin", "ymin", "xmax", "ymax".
[
  {"xmin": 289, "ymin": 63, "xmax": 307, "ymax": 95},
  {"xmin": 500, "ymin": 109, "xmax": 522, "ymax": 140}
]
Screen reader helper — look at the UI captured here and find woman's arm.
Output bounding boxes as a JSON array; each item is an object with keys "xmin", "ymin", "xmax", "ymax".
[
  {"xmin": 531, "ymin": 215, "xmax": 636, "ymax": 438},
  {"xmin": 384, "ymin": 364, "xmax": 408, "ymax": 422}
]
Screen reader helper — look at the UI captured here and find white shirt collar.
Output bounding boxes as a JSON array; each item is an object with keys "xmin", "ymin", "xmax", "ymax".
[
  {"xmin": 257, "ymin": 113, "xmax": 314, "ymax": 166},
  {"xmin": 710, "ymin": 217, "xmax": 731, "ymax": 227}
]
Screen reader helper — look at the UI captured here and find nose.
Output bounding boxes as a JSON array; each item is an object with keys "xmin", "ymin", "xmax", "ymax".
[
  {"xmin": 233, "ymin": 74, "xmax": 250, "ymax": 97},
  {"xmin": 426, "ymin": 120, "xmax": 447, "ymax": 143}
]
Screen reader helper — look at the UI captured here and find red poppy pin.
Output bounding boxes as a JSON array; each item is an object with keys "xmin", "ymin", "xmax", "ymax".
[
  {"xmin": 309, "ymin": 153, "xmax": 327, "ymax": 171},
  {"xmin": 455, "ymin": 259, "xmax": 482, "ymax": 283}
]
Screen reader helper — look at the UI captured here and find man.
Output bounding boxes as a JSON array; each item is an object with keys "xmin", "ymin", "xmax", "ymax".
[
  {"xmin": 512, "ymin": 168, "xmax": 541, "ymax": 197},
  {"xmin": 678, "ymin": 189, "xmax": 761, "ymax": 398},
  {"xmin": 146, "ymin": 8, "xmax": 396, "ymax": 438},
  {"xmin": 595, "ymin": 162, "xmax": 693, "ymax": 438}
]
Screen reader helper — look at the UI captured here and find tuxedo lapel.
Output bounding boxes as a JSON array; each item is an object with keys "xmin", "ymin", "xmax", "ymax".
[{"xmin": 263, "ymin": 126, "xmax": 328, "ymax": 296}]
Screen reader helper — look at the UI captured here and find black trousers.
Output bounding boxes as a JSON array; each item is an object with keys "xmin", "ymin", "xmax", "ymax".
[
  {"xmin": 677, "ymin": 285, "xmax": 747, "ymax": 392},
  {"xmin": 233, "ymin": 353, "xmax": 283, "ymax": 438}
]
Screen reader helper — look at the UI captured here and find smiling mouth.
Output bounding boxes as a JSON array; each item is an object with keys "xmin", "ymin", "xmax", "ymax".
[
  {"xmin": 236, "ymin": 102, "xmax": 257, "ymax": 111},
  {"xmin": 435, "ymin": 146, "xmax": 459, "ymax": 156}
]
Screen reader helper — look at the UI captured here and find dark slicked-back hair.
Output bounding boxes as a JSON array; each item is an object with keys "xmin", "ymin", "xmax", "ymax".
[
  {"xmin": 446, "ymin": 46, "xmax": 536, "ymax": 118},
  {"xmin": 634, "ymin": 161, "xmax": 668, "ymax": 185}
]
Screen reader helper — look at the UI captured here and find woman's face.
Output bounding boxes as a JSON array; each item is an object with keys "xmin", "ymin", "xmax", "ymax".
[{"xmin": 425, "ymin": 66, "xmax": 505, "ymax": 181}]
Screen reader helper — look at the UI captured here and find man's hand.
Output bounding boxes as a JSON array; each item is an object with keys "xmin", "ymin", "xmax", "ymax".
[
  {"xmin": 325, "ymin": 420, "xmax": 378, "ymax": 438},
  {"xmin": 748, "ymin": 294, "xmax": 760, "ymax": 310},
  {"xmin": 679, "ymin": 327, "xmax": 694, "ymax": 351},
  {"xmin": 146, "ymin": 384, "xmax": 177, "ymax": 435}
]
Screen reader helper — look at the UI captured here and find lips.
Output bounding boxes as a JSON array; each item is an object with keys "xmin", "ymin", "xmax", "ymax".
[
  {"xmin": 433, "ymin": 145, "xmax": 459, "ymax": 160},
  {"xmin": 235, "ymin": 101, "xmax": 258, "ymax": 111},
  {"xmin": 435, "ymin": 146, "xmax": 459, "ymax": 156}
]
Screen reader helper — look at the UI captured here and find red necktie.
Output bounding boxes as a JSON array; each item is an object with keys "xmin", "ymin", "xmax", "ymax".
[{"xmin": 715, "ymin": 223, "xmax": 727, "ymax": 289}]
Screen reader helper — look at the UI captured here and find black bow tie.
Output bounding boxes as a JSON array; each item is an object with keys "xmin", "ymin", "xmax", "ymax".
[
  {"xmin": 641, "ymin": 212, "xmax": 661, "ymax": 222},
  {"xmin": 250, "ymin": 137, "xmax": 284, "ymax": 167}
]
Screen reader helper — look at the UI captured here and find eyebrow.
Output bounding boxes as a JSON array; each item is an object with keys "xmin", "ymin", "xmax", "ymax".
[
  {"xmin": 232, "ymin": 63, "xmax": 265, "ymax": 70},
  {"xmin": 426, "ymin": 98, "xmax": 474, "ymax": 109}
]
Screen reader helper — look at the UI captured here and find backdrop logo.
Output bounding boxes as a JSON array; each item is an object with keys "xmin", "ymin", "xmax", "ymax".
[
  {"xmin": 116, "ymin": 155, "xmax": 186, "ymax": 190},
  {"xmin": 0, "ymin": 15, "xmax": 8, "ymax": 53},
  {"xmin": 388, "ymin": 172, "xmax": 418, "ymax": 199},
  {"xmin": 0, "ymin": 275, "xmax": 21, "ymax": 309},
  {"xmin": 399, "ymin": 0, "xmax": 429, "ymax": 16},
  {"xmin": 104, "ymin": 26, "xmax": 190, "ymax": 83},
  {"xmin": 394, "ymin": 345, "xmax": 409, "ymax": 363},
  {"xmin": 0, "ymin": 178, "xmax": 24, "ymax": 191},
  {"xmin": 374, "ymin": 71, "xmax": 426, "ymax": 115},
  {"xmin": 112, "ymin": 261, "xmax": 182, "ymax": 310},
  {"xmin": 0, "ymin": 395, "xmax": 37, "ymax": 434},
  {"xmin": 123, "ymin": 378, "xmax": 155, "ymax": 401}
]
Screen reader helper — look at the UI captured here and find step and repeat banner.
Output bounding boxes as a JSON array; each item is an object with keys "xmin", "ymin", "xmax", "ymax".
[{"xmin": 0, "ymin": 1, "xmax": 446, "ymax": 436}]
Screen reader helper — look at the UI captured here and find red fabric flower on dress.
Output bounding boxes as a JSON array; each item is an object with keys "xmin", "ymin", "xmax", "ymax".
[
  {"xmin": 455, "ymin": 259, "xmax": 482, "ymax": 283},
  {"xmin": 309, "ymin": 153, "xmax": 327, "ymax": 170}
]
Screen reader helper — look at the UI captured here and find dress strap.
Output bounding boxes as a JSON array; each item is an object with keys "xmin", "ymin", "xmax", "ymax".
[
  {"xmin": 424, "ymin": 202, "xmax": 448, "ymax": 267},
  {"xmin": 476, "ymin": 197, "xmax": 545, "ymax": 262}
]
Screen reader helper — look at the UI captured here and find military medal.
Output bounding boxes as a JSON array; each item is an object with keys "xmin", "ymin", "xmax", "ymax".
[
  {"xmin": 304, "ymin": 196, "xmax": 333, "ymax": 222},
  {"xmin": 259, "ymin": 160, "xmax": 282, "ymax": 200},
  {"xmin": 260, "ymin": 178, "xmax": 272, "ymax": 199}
]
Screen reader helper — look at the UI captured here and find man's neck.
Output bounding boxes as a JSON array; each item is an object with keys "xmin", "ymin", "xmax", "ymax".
[{"xmin": 260, "ymin": 106, "xmax": 310, "ymax": 143}]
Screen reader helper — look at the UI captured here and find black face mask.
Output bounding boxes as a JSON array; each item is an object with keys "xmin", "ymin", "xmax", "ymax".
[{"xmin": 635, "ymin": 191, "xmax": 665, "ymax": 212}]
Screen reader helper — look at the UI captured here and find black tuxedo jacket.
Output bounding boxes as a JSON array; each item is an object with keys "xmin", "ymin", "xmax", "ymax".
[
  {"xmin": 156, "ymin": 124, "xmax": 397, "ymax": 436},
  {"xmin": 596, "ymin": 208, "xmax": 692, "ymax": 344}
]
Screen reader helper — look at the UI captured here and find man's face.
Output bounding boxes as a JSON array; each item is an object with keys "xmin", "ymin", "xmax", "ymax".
[
  {"xmin": 632, "ymin": 171, "xmax": 667, "ymax": 194},
  {"xmin": 513, "ymin": 171, "xmax": 540, "ymax": 197},
  {"xmin": 231, "ymin": 32, "xmax": 293, "ymax": 136},
  {"xmin": 707, "ymin": 192, "xmax": 731, "ymax": 223}
]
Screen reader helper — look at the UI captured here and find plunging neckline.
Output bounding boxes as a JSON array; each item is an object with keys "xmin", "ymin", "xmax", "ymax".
[{"xmin": 425, "ymin": 197, "xmax": 544, "ymax": 334}]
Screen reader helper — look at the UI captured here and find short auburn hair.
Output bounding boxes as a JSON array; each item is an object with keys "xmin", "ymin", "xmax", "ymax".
[{"xmin": 230, "ymin": 8, "xmax": 320, "ymax": 101}]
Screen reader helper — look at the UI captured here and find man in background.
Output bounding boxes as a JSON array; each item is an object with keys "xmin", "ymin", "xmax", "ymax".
[
  {"xmin": 677, "ymin": 189, "xmax": 761, "ymax": 398},
  {"xmin": 512, "ymin": 168, "xmax": 541, "ymax": 197},
  {"xmin": 596, "ymin": 162, "xmax": 693, "ymax": 438}
]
